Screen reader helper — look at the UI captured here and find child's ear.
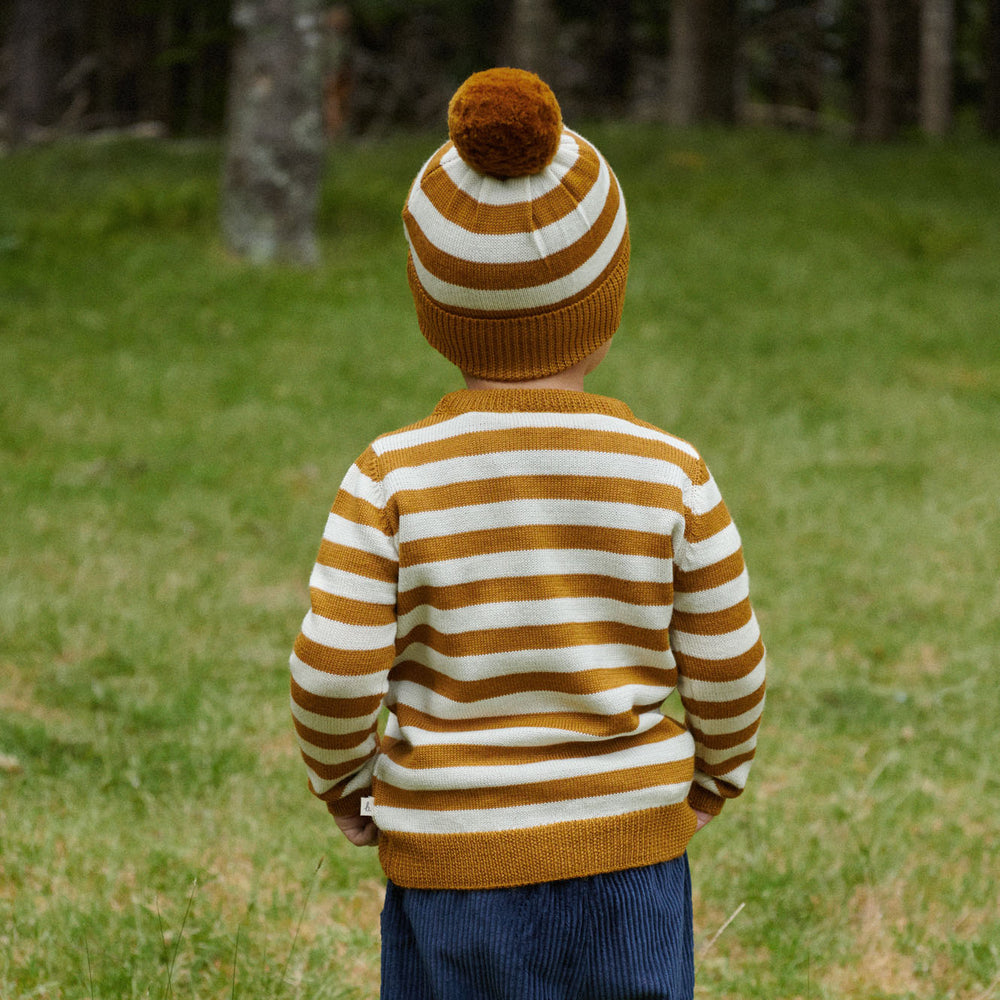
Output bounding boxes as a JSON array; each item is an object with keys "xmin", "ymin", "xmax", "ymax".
[{"xmin": 584, "ymin": 339, "xmax": 613, "ymax": 375}]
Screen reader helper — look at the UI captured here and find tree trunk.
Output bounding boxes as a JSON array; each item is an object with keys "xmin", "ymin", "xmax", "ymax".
[
  {"xmin": 861, "ymin": 0, "xmax": 896, "ymax": 138},
  {"xmin": 666, "ymin": 0, "xmax": 699, "ymax": 125},
  {"xmin": 983, "ymin": 0, "xmax": 1000, "ymax": 136},
  {"xmin": 700, "ymin": 0, "xmax": 738, "ymax": 122},
  {"xmin": 858, "ymin": 0, "xmax": 923, "ymax": 139},
  {"xmin": 220, "ymin": 0, "xmax": 327, "ymax": 266},
  {"xmin": 596, "ymin": 0, "xmax": 633, "ymax": 112},
  {"xmin": 918, "ymin": 0, "xmax": 954, "ymax": 136},
  {"xmin": 6, "ymin": 0, "xmax": 63, "ymax": 143},
  {"xmin": 505, "ymin": 0, "xmax": 559, "ymax": 82},
  {"xmin": 666, "ymin": 0, "xmax": 737, "ymax": 125}
]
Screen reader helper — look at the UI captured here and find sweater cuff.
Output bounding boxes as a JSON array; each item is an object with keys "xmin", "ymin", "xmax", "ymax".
[
  {"xmin": 688, "ymin": 783, "xmax": 725, "ymax": 816},
  {"xmin": 326, "ymin": 790, "xmax": 365, "ymax": 819}
]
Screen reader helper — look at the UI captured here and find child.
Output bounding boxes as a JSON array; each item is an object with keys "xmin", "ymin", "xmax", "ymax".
[{"xmin": 290, "ymin": 67, "xmax": 765, "ymax": 1000}]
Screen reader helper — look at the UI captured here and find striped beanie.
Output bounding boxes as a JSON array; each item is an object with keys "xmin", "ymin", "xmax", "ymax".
[{"xmin": 403, "ymin": 67, "xmax": 630, "ymax": 381}]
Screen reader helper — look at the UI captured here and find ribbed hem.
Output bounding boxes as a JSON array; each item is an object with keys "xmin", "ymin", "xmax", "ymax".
[{"xmin": 377, "ymin": 801, "xmax": 698, "ymax": 890}]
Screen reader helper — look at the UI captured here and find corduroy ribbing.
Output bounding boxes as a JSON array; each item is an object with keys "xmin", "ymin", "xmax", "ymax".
[{"xmin": 380, "ymin": 855, "xmax": 695, "ymax": 1000}]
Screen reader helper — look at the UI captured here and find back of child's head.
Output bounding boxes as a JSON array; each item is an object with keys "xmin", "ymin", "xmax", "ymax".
[{"xmin": 402, "ymin": 67, "xmax": 630, "ymax": 382}]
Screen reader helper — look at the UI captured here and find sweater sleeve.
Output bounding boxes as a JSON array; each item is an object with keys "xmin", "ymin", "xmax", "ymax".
[
  {"xmin": 670, "ymin": 459, "xmax": 766, "ymax": 816},
  {"xmin": 289, "ymin": 448, "xmax": 398, "ymax": 817}
]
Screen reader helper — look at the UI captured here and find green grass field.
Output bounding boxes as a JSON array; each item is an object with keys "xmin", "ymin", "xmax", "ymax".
[{"xmin": 1, "ymin": 123, "xmax": 998, "ymax": 999}]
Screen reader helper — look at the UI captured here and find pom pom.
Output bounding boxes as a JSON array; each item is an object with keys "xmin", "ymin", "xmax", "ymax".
[{"xmin": 448, "ymin": 68, "xmax": 563, "ymax": 179}]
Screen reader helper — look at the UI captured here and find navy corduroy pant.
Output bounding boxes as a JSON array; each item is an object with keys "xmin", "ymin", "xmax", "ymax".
[{"xmin": 380, "ymin": 854, "xmax": 694, "ymax": 1000}]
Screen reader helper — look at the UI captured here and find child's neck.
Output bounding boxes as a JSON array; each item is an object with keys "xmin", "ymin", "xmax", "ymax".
[
  {"xmin": 463, "ymin": 369, "xmax": 587, "ymax": 392},
  {"xmin": 461, "ymin": 341, "xmax": 611, "ymax": 393}
]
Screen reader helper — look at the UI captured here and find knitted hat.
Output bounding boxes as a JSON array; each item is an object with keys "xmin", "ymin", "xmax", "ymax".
[{"xmin": 403, "ymin": 67, "xmax": 630, "ymax": 381}]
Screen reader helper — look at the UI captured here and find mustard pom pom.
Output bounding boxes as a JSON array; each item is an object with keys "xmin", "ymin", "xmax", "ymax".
[{"xmin": 448, "ymin": 68, "xmax": 563, "ymax": 179}]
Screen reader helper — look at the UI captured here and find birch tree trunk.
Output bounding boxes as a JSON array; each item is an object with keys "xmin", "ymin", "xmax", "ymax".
[
  {"xmin": 6, "ymin": 0, "xmax": 63, "ymax": 143},
  {"xmin": 918, "ymin": 0, "xmax": 954, "ymax": 136},
  {"xmin": 220, "ymin": 0, "xmax": 327, "ymax": 265}
]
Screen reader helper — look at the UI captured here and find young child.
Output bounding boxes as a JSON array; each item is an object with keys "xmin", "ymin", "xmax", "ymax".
[{"xmin": 290, "ymin": 67, "xmax": 766, "ymax": 999}]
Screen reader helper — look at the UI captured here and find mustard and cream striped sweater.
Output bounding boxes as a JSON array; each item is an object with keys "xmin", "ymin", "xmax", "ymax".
[{"xmin": 290, "ymin": 388, "xmax": 765, "ymax": 890}]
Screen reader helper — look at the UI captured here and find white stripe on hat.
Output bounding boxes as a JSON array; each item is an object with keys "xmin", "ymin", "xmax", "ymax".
[
  {"xmin": 407, "ymin": 196, "xmax": 627, "ymax": 311},
  {"xmin": 437, "ymin": 131, "xmax": 581, "ymax": 206},
  {"xmin": 406, "ymin": 139, "xmax": 613, "ymax": 268}
]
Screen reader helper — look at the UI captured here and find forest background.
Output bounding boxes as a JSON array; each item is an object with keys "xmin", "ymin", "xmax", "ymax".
[
  {"xmin": 2, "ymin": 2, "xmax": 999, "ymax": 999},
  {"xmin": 4, "ymin": 0, "xmax": 1000, "ymax": 147}
]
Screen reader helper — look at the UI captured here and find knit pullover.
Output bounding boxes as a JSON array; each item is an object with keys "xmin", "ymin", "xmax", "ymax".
[{"xmin": 290, "ymin": 389, "xmax": 765, "ymax": 890}]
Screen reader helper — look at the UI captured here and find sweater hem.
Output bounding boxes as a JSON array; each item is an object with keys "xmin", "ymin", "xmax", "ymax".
[{"xmin": 377, "ymin": 802, "xmax": 698, "ymax": 890}]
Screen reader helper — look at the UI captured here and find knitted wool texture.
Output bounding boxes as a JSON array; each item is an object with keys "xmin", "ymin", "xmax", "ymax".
[
  {"xmin": 403, "ymin": 68, "xmax": 630, "ymax": 381},
  {"xmin": 290, "ymin": 389, "xmax": 766, "ymax": 890}
]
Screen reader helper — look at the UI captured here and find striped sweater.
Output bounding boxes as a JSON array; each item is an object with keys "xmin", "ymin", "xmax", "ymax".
[{"xmin": 290, "ymin": 388, "xmax": 765, "ymax": 890}]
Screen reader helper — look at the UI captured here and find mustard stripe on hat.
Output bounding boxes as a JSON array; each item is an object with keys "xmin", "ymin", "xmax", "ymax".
[{"xmin": 415, "ymin": 133, "xmax": 603, "ymax": 235}]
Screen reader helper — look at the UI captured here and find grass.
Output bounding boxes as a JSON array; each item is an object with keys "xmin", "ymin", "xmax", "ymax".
[{"xmin": 1, "ymin": 123, "xmax": 999, "ymax": 999}]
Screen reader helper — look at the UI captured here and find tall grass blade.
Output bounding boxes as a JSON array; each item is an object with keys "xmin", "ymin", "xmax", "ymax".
[
  {"xmin": 700, "ymin": 901, "xmax": 745, "ymax": 959},
  {"xmin": 161, "ymin": 878, "xmax": 198, "ymax": 1000},
  {"xmin": 231, "ymin": 923, "xmax": 241, "ymax": 1000},
  {"xmin": 85, "ymin": 938, "xmax": 94, "ymax": 1000},
  {"xmin": 277, "ymin": 858, "xmax": 323, "ymax": 995}
]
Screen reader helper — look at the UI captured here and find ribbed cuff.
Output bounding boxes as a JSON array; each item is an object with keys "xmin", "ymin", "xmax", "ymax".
[
  {"xmin": 687, "ymin": 783, "xmax": 725, "ymax": 816},
  {"xmin": 327, "ymin": 790, "xmax": 365, "ymax": 818}
]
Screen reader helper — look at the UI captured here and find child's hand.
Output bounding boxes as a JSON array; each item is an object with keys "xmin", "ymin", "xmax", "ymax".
[
  {"xmin": 693, "ymin": 808, "xmax": 714, "ymax": 831},
  {"xmin": 334, "ymin": 813, "xmax": 380, "ymax": 847}
]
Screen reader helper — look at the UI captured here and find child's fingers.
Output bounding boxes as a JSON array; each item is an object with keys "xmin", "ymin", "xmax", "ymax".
[
  {"xmin": 336, "ymin": 813, "xmax": 380, "ymax": 846},
  {"xmin": 693, "ymin": 808, "xmax": 714, "ymax": 831},
  {"xmin": 351, "ymin": 819, "xmax": 380, "ymax": 846}
]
